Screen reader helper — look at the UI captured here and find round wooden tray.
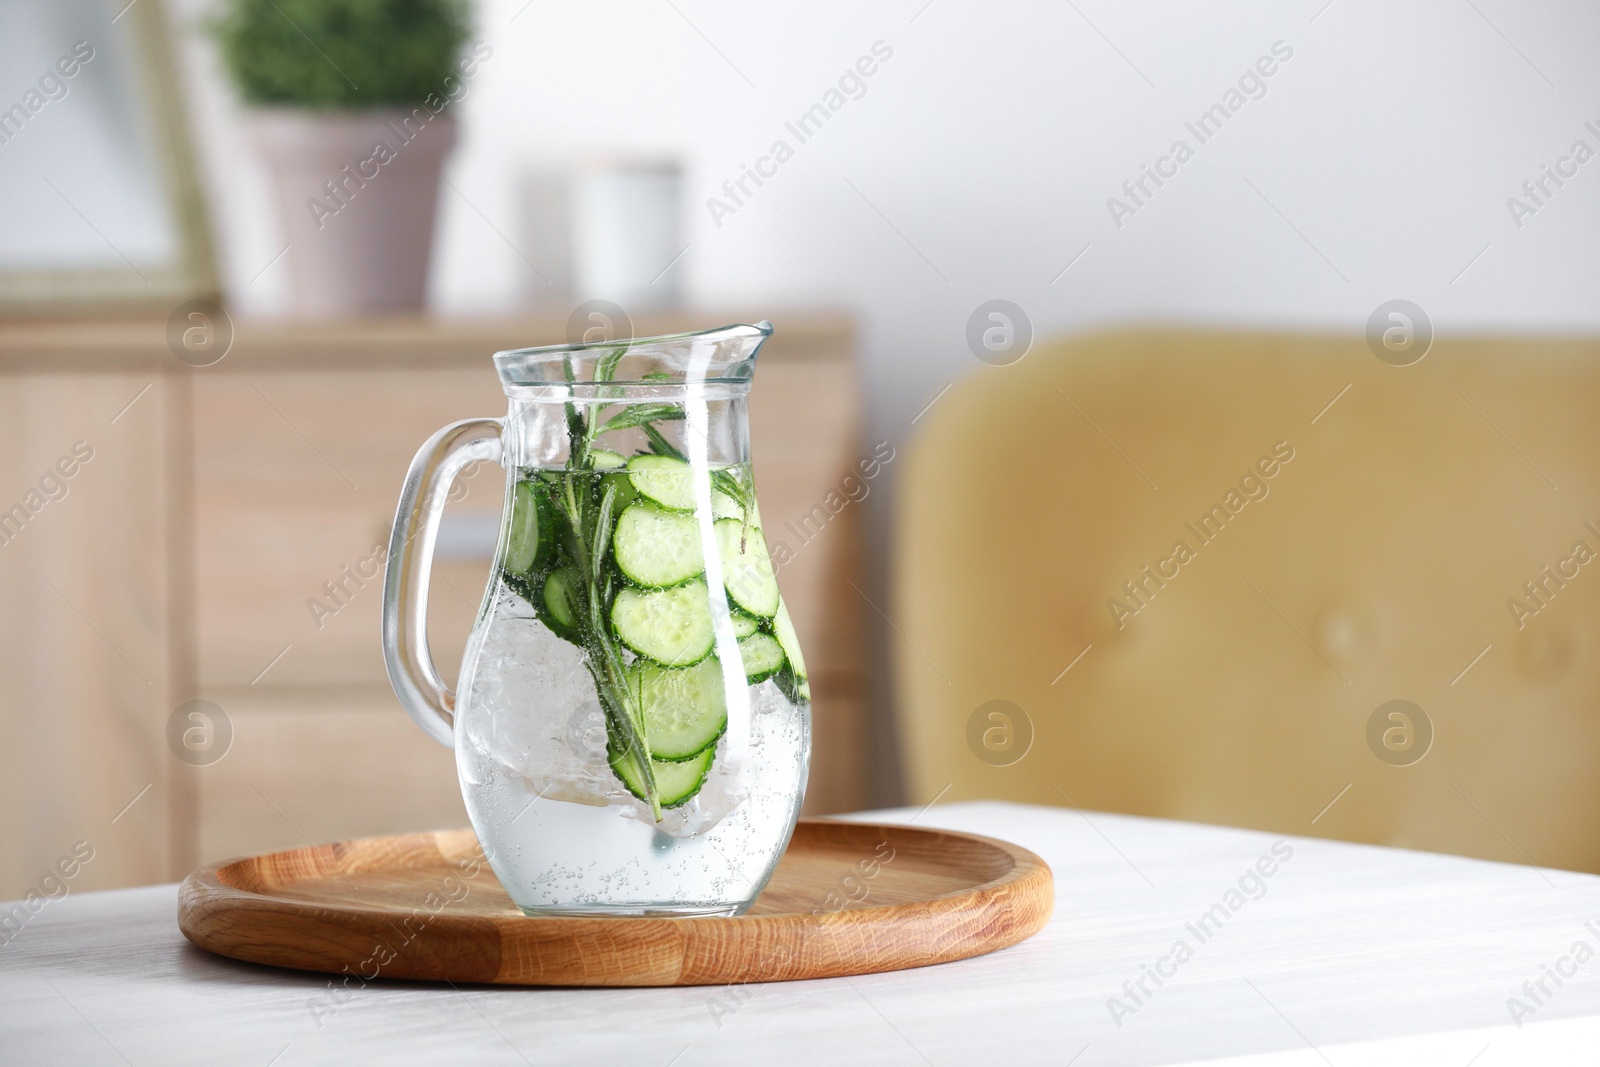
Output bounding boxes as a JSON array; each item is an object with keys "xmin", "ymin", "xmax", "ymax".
[{"xmin": 178, "ymin": 818, "xmax": 1053, "ymax": 986}]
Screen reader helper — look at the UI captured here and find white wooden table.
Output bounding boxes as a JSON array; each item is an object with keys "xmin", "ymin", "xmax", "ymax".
[{"xmin": 3, "ymin": 801, "xmax": 1599, "ymax": 1066}]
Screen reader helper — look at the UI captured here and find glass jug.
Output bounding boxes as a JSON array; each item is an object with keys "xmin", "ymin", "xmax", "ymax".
[{"xmin": 382, "ymin": 323, "xmax": 811, "ymax": 916}]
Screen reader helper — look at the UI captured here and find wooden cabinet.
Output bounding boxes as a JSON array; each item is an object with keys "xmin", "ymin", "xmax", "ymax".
[
  {"xmin": 0, "ymin": 371, "xmax": 182, "ymax": 899},
  {"xmin": 0, "ymin": 314, "xmax": 865, "ymax": 897}
]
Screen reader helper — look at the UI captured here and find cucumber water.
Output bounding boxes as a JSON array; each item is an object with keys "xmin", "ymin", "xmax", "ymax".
[
  {"xmin": 470, "ymin": 448, "xmax": 807, "ymax": 823},
  {"xmin": 443, "ymin": 326, "xmax": 808, "ymax": 918}
]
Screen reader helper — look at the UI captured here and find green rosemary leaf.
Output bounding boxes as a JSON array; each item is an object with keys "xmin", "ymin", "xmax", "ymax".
[
  {"xmin": 594, "ymin": 345, "xmax": 629, "ymax": 383},
  {"xmin": 598, "ymin": 404, "xmax": 686, "ymax": 435},
  {"xmin": 592, "ymin": 482, "xmax": 617, "ymax": 582},
  {"xmin": 642, "ymin": 421, "xmax": 687, "ymax": 461}
]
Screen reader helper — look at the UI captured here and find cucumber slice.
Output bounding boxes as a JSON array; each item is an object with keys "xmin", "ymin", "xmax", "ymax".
[
  {"xmin": 609, "ymin": 740, "xmax": 715, "ymax": 808},
  {"xmin": 630, "ymin": 657, "xmax": 727, "ymax": 760},
  {"xmin": 738, "ymin": 633, "xmax": 786, "ymax": 684},
  {"xmin": 505, "ymin": 480, "xmax": 554, "ymax": 576},
  {"xmin": 594, "ymin": 450, "xmax": 640, "ymax": 511},
  {"xmin": 540, "ymin": 563, "xmax": 584, "ymax": 638},
  {"xmin": 772, "ymin": 599, "xmax": 810, "ymax": 702},
  {"xmin": 626, "ymin": 453, "xmax": 744, "ymax": 519},
  {"xmin": 611, "ymin": 580, "xmax": 714, "ymax": 666},
  {"xmin": 613, "ymin": 504, "xmax": 705, "ymax": 588},
  {"xmin": 730, "ymin": 611, "xmax": 761, "ymax": 638},
  {"xmin": 771, "ymin": 599, "xmax": 807, "ymax": 681},
  {"xmin": 716, "ymin": 519, "xmax": 780, "ymax": 618},
  {"xmin": 628, "ymin": 454, "xmax": 696, "ymax": 511}
]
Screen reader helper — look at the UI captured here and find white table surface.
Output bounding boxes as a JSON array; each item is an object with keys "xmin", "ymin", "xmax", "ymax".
[{"xmin": 3, "ymin": 801, "xmax": 1599, "ymax": 1066}]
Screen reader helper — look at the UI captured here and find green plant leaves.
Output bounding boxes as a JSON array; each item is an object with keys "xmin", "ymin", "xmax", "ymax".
[{"xmin": 210, "ymin": 0, "xmax": 472, "ymax": 109}]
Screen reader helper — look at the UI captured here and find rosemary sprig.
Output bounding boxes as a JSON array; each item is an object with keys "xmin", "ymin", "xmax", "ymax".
[
  {"xmin": 546, "ymin": 352, "xmax": 662, "ymax": 819},
  {"xmin": 598, "ymin": 404, "xmax": 686, "ymax": 435}
]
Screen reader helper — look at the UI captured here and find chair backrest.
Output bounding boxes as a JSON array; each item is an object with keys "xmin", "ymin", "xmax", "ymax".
[{"xmin": 895, "ymin": 328, "xmax": 1600, "ymax": 872}]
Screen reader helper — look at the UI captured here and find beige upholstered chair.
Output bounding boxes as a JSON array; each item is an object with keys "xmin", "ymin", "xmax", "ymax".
[{"xmin": 895, "ymin": 328, "xmax": 1600, "ymax": 873}]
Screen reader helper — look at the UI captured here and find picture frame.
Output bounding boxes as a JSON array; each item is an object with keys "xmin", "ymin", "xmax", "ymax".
[{"xmin": 0, "ymin": 0, "xmax": 217, "ymax": 318}]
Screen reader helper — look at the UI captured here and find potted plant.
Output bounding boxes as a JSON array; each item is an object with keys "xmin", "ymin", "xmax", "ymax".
[{"xmin": 211, "ymin": 0, "xmax": 484, "ymax": 315}]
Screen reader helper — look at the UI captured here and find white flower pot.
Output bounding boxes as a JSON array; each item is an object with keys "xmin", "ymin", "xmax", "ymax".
[{"xmin": 246, "ymin": 108, "xmax": 458, "ymax": 316}]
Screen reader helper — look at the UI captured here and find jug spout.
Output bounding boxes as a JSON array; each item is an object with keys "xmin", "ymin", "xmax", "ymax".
[{"xmin": 718, "ymin": 319, "xmax": 772, "ymax": 366}]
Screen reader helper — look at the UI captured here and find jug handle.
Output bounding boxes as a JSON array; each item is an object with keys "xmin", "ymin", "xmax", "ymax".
[{"xmin": 382, "ymin": 417, "xmax": 504, "ymax": 747}]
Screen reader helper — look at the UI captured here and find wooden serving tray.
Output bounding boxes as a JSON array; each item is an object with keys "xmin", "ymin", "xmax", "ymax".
[{"xmin": 178, "ymin": 819, "xmax": 1053, "ymax": 986}]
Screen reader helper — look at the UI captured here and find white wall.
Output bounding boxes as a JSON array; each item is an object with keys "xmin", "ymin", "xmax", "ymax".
[
  {"xmin": 178, "ymin": 0, "xmax": 1600, "ymax": 416},
  {"xmin": 173, "ymin": 0, "xmax": 1600, "ymax": 800}
]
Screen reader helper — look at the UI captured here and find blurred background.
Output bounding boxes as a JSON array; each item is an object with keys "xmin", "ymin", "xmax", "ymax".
[{"xmin": 4, "ymin": 0, "xmax": 1600, "ymax": 898}]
